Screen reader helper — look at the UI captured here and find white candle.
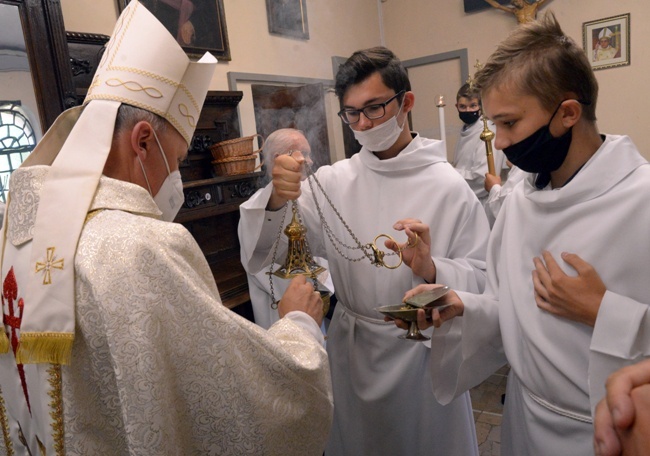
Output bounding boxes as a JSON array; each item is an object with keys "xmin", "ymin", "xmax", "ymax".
[{"xmin": 436, "ymin": 95, "xmax": 446, "ymax": 143}]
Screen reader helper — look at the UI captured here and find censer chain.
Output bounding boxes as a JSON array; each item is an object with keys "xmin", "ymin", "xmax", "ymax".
[
  {"xmin": 305, "ymin": 167, "xmax": 380, "ymax": 263},
  {"xmin": 305, "ymin": 166, "xmax": 413, "ymax": 261},
  {"xmin": 268, "ymin": 164, "xmax": 418, "ymax": 307},
  {"xmin": 268, "ymin": 202, "xmax": 290, "ymax": 309}
]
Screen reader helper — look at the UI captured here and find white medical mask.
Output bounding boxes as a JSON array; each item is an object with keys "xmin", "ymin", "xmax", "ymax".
[
  {"xmin": 352, "ymin": 99, "xmax": 406, "ymax": 152},
  {"xmin": 138, "ymin": 129, "xmax": 185, "ymax": 222}
]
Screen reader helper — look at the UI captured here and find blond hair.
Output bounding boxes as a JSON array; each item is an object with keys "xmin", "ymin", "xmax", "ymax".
[{"xmin": 475, "ymin": 12, "xmax": 598, "ymax": 121}]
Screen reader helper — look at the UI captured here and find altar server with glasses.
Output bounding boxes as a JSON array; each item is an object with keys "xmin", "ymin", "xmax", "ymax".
[{"xmin": 240, "ymin": 46, "xmax": 489, "ymax": 456}]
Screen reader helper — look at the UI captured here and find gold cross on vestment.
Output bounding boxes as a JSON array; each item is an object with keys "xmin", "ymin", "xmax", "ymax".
[{"xmin": 35, "ymin": 247, "xmax": 64, "ymax": 285}]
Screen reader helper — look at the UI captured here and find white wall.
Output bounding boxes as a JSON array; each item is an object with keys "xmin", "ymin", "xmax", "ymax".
[
  {"xmin": 60, "ymin": 0, "xmax": 650, "ymax": 160},
  {"xmin": 381, "ymin": 0, "xmax": 650, "ymax": 159},
  {"xmin": 61, "ymin": 0, "xmax": 383, "ymax": 162}
]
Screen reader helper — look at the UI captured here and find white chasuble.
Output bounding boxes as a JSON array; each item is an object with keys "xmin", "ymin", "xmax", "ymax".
[
  {"xmin": 0, "ymin": 168, "xmax": 333, "ymax": 455},
  {"xmin": 240, "ymin": 135, "xmax": 489, "ymax": 456},
  {"xmin": 430, "ymin": 135, "xmax": 650, "ymax": 455}
]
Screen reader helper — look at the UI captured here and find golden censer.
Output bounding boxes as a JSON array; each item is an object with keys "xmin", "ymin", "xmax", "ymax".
[{"xmin": 268, "ymin": 158, "xmax": 418, "ymax": 315}]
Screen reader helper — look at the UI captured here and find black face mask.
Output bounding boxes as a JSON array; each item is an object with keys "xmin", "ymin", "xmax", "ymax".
[
  {"xmin": 503, "ymin": 101, "xmax": 573, "ymax": 174},
  {"xmin": 458, "ymin": 109, "xmax": 480, "ymax": 125}
]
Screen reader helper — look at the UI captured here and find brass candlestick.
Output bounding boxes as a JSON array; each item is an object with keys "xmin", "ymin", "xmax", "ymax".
[
  {"xmin": 480, "ymin": 114, "xmax": 497, "ymax": 176},
  {"xmin": 471, "ymin": 59, "xmax": 496, "ymax": 176}
]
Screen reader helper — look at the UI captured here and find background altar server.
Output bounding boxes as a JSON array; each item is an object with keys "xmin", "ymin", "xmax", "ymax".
[
  {"xmin": 240, "ymin": 46, "xmax": 489, "ymax": 455},
  {"xmin": 393, "ymin": 13, "xmax": 650, "ymax": 456},
  {"xmin": 483, "ymin": 163, "xmax": 526, "ymax": 226},
  {"xmin": 0, "ymin": 3, "xmax": 332, "ymax": 455},
  {"xmin": 452, "ymin": 82, "xmax": 507, "ymax": 208}
]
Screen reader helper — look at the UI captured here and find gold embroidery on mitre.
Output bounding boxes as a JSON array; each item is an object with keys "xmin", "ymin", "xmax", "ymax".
[
  {"xmin": 179, "ymin": 84, "xmax": 200, "ymax": 113},
  {"xmin": 48, "ymin": 364, "xmax": 65, "ymax": 455},
  {"xmin": 35, "ymin": 247, "xmax": 64, "ymax": 285},
  {"xmin": 87, "ymin": 74, "xmax": 101, "ymax": 95},
  {"xmin": 178, "ymin": 103, "xmax": 196, "ymax": 128},
  {"xmin": 106, "ymin": 5, "xmax": 136, "ymax": 70},
  {"xmin": 0, "ymin": 387, "xmax": 14, "ymax": 456},
  {"xmin": 105, "ymin": 78, "xmax": 163, "ymax": 99},
  {"xmin": 110, "ymin": 66, "xmax": 180, "ymax": 89}
]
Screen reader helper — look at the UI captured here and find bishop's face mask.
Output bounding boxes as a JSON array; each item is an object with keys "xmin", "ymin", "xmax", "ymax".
[
  {"xmin": 352, "ymin": 97, "xmax": 406, "ymax": 152},
  {"xmin": 458, "ymin": 109, "xmax": 480, "ymax": 125},
  {"xmin": 138, "ymin": 129, "xmax": 185, "ymax": 222},
  {"xmin": 502, "ymin": 100, "xmax": 573, "ymax": 174}
]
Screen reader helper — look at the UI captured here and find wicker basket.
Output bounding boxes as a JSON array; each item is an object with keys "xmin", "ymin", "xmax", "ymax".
[
  {"xmin": 209, "ymin": 134, "xmax": 264, "ymax": 160},
  {"xmin": 211, "ymin": 155, "xmax": 259, "ymax": 176}
]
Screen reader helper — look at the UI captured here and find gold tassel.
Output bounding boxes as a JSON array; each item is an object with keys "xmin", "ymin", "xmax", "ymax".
[
  {"xmin": 0, "ymin": 332, "xmax": 8, "ymax": 354},
  {"xmin": 15, "ymin": 332, "xmax": 73, "ymax": 365}
]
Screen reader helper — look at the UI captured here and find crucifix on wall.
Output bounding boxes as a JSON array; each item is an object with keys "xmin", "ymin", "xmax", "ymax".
[{"xmin": 482, "ymin": 0, "xmax": 550, "ymax": 24}]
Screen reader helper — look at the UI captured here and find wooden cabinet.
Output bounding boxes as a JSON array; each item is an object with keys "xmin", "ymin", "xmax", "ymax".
[{"xmin": 176, "ymin": 91, "xmax": 260, "ymax": 319}]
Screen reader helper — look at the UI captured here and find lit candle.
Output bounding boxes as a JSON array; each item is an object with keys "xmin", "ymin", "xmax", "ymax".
[{"xmin": 436, "ymin": 95, "xmax": 446, "ymax": 143}]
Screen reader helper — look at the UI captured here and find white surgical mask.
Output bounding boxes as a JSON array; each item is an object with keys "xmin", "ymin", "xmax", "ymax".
[
  {"xmin": 138, "ymin": 129, "xmax": 185, "ymax": 222},
  {"xmin": 352, "ymin": 99, "xmax": 406, "ymax": 152}
]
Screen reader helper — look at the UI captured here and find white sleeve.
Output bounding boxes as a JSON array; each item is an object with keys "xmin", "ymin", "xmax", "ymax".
[
  {"xmin": 588, "ymin": 291, "xmax": 650, "ymax": 413},
  {"xmin": 282, "ymin": 311, "xmax": 326, "ymax": 347}
]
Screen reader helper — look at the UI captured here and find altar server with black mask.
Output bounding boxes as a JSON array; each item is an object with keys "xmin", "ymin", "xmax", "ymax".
[
  {"xmin": 391, "ymin": 13, "xmax": 650, "ymax": 456},
  {"xmin": 452, "ymin": 82, "xmax": 507, "ymax": 208}
]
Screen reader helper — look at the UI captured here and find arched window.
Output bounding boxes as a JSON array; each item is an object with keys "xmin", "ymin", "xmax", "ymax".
[{"xmin": 0, "ymin": 101, "xmax": 36, "ymax": 202}]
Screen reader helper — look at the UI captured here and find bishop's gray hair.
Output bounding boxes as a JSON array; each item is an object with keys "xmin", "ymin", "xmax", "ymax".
[{"xmin": 113, "ymin": 104, "xmax": 168, "ymax": 137}]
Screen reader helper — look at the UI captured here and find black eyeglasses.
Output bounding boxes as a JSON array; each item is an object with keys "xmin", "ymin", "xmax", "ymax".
[{"xmin": 338, "ymin": 90, "xmax": 405, "ymax": 125}]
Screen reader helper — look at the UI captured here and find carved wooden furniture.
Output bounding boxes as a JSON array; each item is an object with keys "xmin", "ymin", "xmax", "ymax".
[
  {"xmin": 66, "ymin": 31, "xmax": 109, "ymax": 101},
  {"xmin": 176, "ymin": 91, "xmax": 260, "ymax": 318}
]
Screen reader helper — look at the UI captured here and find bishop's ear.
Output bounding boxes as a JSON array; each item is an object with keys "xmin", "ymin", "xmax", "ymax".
[{"xmin": 130, "ymin": 121, "xmax": 155, "ymax": 159}]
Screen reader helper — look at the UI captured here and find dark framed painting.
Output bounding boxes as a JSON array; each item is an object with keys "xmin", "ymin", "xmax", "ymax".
[
  {"xmin": 463, "ymin": 0, "xmax": 510, "ymax": 13},
  {"xmin": 266, "ymin": 0, "xmax": 309, "ymax": 40},
  {"xmin": 117, "ymin": 0, "xmax": 231, "ymax": 60}
]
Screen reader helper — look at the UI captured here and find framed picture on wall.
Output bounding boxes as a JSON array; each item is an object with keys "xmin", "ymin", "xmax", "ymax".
[
  {"xmin": 463, "ymin": 0, "xmax": 509, "ymax": 13},
  {"xmin": 583, "ymin": 13, "xmax": 630, "ymax": 71},
  {"xmin": 265, "ymin": 0, "xmax": 309, "ymax": 40},
  {"xmin": 117, "ymin": 0, "xmax": 231, "ymax": 60}
]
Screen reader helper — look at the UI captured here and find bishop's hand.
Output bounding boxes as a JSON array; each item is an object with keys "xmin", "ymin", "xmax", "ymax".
[{"xmin": 278, "ymin": 275, "xmax": 324, "ymax": 326}]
